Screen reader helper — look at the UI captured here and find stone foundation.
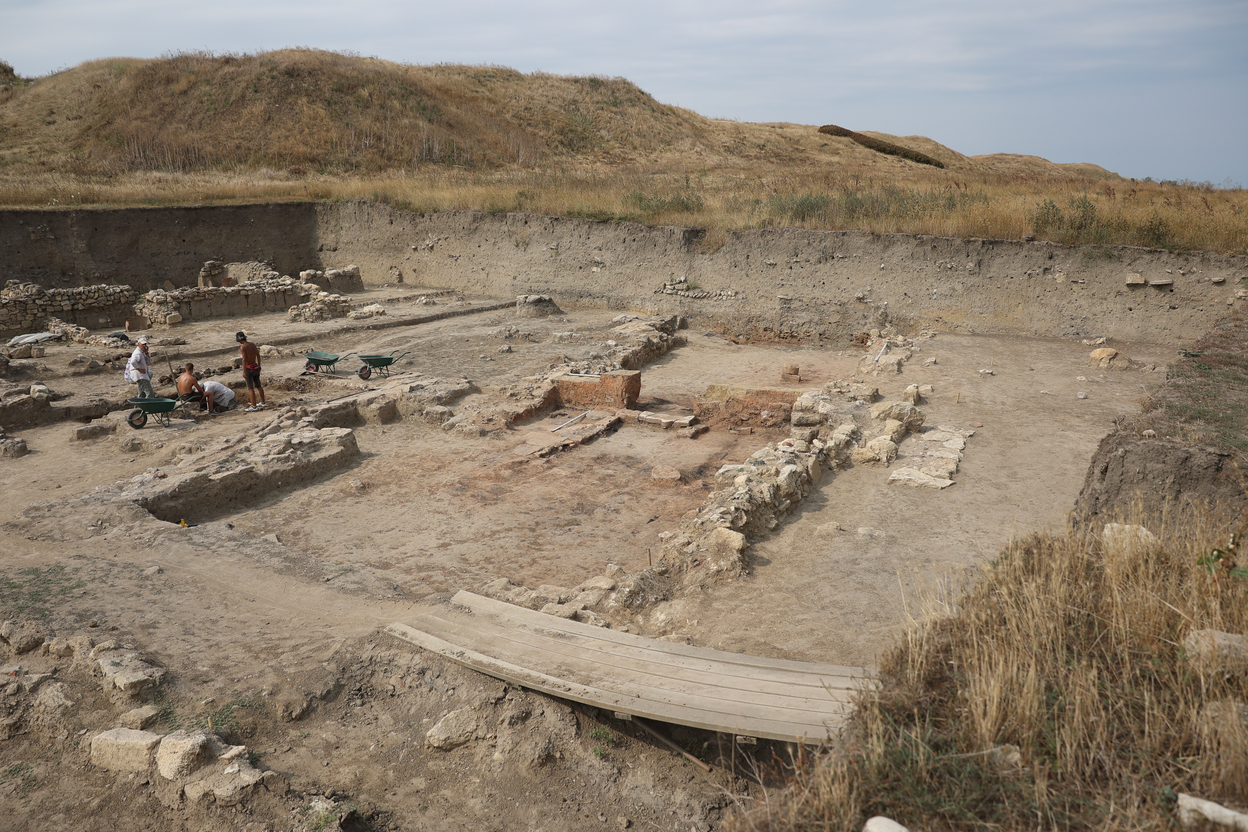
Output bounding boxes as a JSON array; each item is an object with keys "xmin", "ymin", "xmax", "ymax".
[{"xmin": 1, "ymin": 280, "xmax": 136, "ymax": 339}]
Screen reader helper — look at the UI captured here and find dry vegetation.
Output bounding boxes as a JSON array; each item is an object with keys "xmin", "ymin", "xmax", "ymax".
[
  {"xmin": 734, "ymin": 507, "xmax": 1248, "ymax": 832},
  {"xmin": 0, "ymin": 49, "xmax": 1244, "ymax": 253}
]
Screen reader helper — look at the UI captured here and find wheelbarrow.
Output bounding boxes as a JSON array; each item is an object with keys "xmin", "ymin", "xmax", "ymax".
[
  {"xmin": 356, "ymin": 350, "xmax": 411, "ymax": 380},
  {"xmin": 304, "ymin": 350, "xmax": 356, "ymax": 374},
  {"xmin": 126, "ymin": 395, "xmax": 198, "ymax": 429}
]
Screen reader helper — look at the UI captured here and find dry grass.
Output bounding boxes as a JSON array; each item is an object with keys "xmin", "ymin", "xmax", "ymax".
[
  {"xmin": 1129, "ymin": 307, "xmax": 1248, "ymax": 452},
  {"xmin": 732, "ymin": 504, "xmax": 1248, "ymax": 832},
  {"xmin": 0, "ymin": 50, "xmax": 1244, "ymax": 253}
]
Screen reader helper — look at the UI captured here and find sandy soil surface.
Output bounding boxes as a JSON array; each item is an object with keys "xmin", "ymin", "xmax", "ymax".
[{"xmin": 0, "ymin": 293, "xmax": 1170, "ymax": 831}]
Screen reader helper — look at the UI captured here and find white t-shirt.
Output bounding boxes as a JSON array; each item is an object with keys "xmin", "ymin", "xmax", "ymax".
[
  {"xmin": 201, "ymin": 380, "xmax": 235, "ymax": 408},
  {"xmin": 125, "ymin": 346, "xmax": 150, "ymax": 382}
]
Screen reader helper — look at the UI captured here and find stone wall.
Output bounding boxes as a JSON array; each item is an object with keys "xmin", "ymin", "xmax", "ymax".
[
  {"xmin": 134, "ymin": 267, "xmax": 363, "ymax": 326},
  {"xmin": 0, "ymin": 280, "xmax": 136, "ymax": 338}
]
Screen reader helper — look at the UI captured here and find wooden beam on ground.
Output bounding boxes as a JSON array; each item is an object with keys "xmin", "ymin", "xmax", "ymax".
[{"xmin": 386, "ymin": 591, "xmax": 874, "ymax": 743}]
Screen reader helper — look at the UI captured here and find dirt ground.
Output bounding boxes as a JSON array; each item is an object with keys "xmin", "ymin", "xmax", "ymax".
[{"xmin": 0, "ymin": 290, "xmax": 1171, "ymax": 831}]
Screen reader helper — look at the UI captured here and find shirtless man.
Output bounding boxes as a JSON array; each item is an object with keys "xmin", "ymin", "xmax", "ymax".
[
  {"xmin": 236, "ymin": 331, "xmax": 267, "ymax": 411},
  {"xmin": 176, "ymin": 362, "xmax": 209, "ymax": 410}
]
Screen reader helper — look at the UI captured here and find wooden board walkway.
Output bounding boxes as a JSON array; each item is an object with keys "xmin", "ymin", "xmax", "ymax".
[{"xmin": 386, "ymin": 591, "xmax": 873, "ymax": 743}]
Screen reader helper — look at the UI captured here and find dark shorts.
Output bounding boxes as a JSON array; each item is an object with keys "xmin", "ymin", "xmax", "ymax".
[
  {"xmin": 183, "ymin": 391, "xmax": 205, "ymax": 405},
  {"xmin": 244, "ymin": 367, "xmax": 262, "ymax": 390}
]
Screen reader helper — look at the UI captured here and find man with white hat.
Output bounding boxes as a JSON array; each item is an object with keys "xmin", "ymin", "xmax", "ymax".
[{"xmin": 124, "ymin": 337, "xmax": 154, "ymax": 399}]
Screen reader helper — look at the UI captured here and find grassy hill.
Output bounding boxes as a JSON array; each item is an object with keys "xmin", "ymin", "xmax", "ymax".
[{"xmin": 0, "ymin": 49, "xmax": 1243, "ymax": 253}]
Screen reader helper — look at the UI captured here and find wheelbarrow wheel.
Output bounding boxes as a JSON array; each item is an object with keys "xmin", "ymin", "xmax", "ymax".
[
  {"xmin": 305, "ymin": 361, "xmax": 318, "ymax": 373},
  {"xmin": 127, "ymin": 408, "xmax": 148, "ymax": 429},
  {"xmin": 357, "ymin": 365, "xmax": 372, "ymax": 380}
]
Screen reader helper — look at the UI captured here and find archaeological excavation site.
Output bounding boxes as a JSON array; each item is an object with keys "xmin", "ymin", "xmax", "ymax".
[{"xmin": 2, "ymin": 202, "xmax": 1247, "ymax": 832}]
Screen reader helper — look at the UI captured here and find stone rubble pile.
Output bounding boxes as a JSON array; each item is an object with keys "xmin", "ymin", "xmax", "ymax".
[
  {"xmin": 1, "ymin": 623, "xmax": 284, "ymax": 805},
  {"xmin": 286, "ymin": 291, "xmax": 355, "ymax": 323},
  {"xmin": 654, "ymin": 277, "xmax": 740, "ymax": 301}
]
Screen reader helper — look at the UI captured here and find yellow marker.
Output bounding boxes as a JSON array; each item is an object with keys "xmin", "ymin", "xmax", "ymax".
[{"xmin": 179, "ymin": 519, "xmax": 188, "ymax": 528}]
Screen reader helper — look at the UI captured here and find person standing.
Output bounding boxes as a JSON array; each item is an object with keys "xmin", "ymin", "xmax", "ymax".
[
  {"xmin": 236, "ymin": 331, "xmax": 267, "ymax": 411},
  {"xmin": 125, "ymin": 337, "xmax": 154, "ymax": 399}
]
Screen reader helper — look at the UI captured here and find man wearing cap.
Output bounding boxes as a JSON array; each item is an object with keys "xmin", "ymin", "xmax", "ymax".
[
  {"xmin": 124, "ymin": 337, "xmax": 154, "ymax": 399},
  {"xmin": 236, "ymin": 331, "xmax": 267, "ymax": 411}
]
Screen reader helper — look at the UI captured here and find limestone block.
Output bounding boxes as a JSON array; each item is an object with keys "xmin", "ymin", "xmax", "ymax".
[
  {"xmin": 863, "ymin": 817, "xmax": 909, "ymax": 832},
  {"xmin": 0, "ymin": 620, "xmax": 46, "ymax": 654},
  {"xmin": 1125, "ymin": 273, "xmax": 1146, "ymax": 286},
  {"xmin": 1184, "ymin": 629, "xmax": 1248, "ymax": 672},
  {"xmin": 790, "ymin": 410, "xmax": 823, "ymax": 427},
  {"xmin": 119, "ymin": 705, "xmax": 161, "ymax": 730},
  {"xmin": 91, "ymin": 728, "xmax": 161, "ymax": 772},
  {"xmin": 703, "ymin": 527, "xmax": 748, "ymax": 574},
  {"xmin": 902, "ymin": 384, "xmax": 921, "ymax": 404},
  {"xmin": 888, "ymin": 468, "xmax": 954, "ymax": 489},
  {"xmin": 651, "ymin": 465, "xmax": 682, "ymax": 485},
  {"xmin": 869, "ymin": 401, "xmax": 925, "ymax": 431},
  {"xmin": 426, "ymin": 709, "xmax": 482, "ymax": 750},
  {"xmin": 539, "ymin": 602, "xmax": 582, "ymax": 619},
  {"xmin": 1102, "ymin": 523, "xmax": 1156, "ymax": 558},
  {"xmin": 1177, "ymin": 793, "xmax": 1248, "ymax": 831},
  {"xmin": 183, "ymin": 755, "xmax": 279, "ymax": 804},
  {"xmin": 73, "ymin": 422, "xmax": 117, "ymax": 442},
  {"xmin": 156, "ymin": 730, "xmax": 214, "ymax": 780},
  {"xmin": 575, "ymin": 576, "xmax": 617, "ymax": 593}
]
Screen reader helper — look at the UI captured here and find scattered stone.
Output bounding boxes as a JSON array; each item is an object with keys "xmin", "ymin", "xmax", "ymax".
[
  {"xmin": 156, "ymin": 730, "xmax": 215, "ymax": 780},
  {"xmin": 119, "ymin": 705, "xmax": 161, "ymax": 730},
  {"xmin": 780, "ymin": 363, "xmax": 801, "ymax": 382},
  {"xmin": 1177, "ymin": 793, "xmax": 1248, "ymax": 831},
  {"xmin": 651, "ymin": 465, "xmax": 682, "ymax": 486},
  {"xmin": 888, "ymin": 468, "xmax": 953, "ymax": 489},
  {"xmin": 1125, "ymin": 273, "xmax": 1146, "ymax": 286},
  {"xmin": 1184, "ymin": 630, "xmax": 1248, "ymax": 673},
  {"xmin": 0, "ymin": 620, "xmax": 46, "ymax": 654},
  {"xmin": 426, "ymin": 708, "xmax": 481, "ymax": 749},
  {"xmin": 72, "ymin": 422, "xmax": 116, "ymax": 442},
  {"xmin": 863, "ymin": 816, "xmax": 909, "ymax": 832},
  {"xmin": 1102, "ymin": 523, "xmax": 1156, "ymax": 558}
]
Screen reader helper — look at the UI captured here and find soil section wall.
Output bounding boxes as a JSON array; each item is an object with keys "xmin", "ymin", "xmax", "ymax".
[
  {"xmin": 0, "ymin": 204, "xmax": 320, "ymax": 291},
  {"xmin": 3, "ymin": 202, "xmax": 1246, "ymax": 345},
  {"xmin": 318, "ymin": 202, "xmax": 1248, "ymax": 346}
]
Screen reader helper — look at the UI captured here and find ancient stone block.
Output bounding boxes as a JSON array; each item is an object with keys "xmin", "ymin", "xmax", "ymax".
[{"xmin": 90, "ymin": 728, "xmax": 161, "ymax": 772}]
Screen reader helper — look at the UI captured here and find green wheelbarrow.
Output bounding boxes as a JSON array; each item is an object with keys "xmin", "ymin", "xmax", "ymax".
[
  {"xmin": 356, "ymin": 350, "xmax": 411, "ymax": 380},
  {"xmin": 126, "ymin": 395, "xmax": 198, "ymax": 429},
  {"xmin": 304, "ymin": 350, "xmax": 356, "ymax": 375}
]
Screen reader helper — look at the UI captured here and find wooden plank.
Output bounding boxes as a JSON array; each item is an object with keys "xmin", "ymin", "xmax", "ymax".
[
  {"xmin": 386, "ymin": 593, "xmax": 876, "ymax": 742},
  {"xmin": 404, "ymin": 608, "xmax": 854, "ymax": 724},
  {"xmin": 408, "ymin": 605, "xmax": 857, "ymax": 711},
  {"xmin": 453, "ymin": 591, "xmax": 869, "ymax": 680},
  {"xmin": 386, "ymin": 622, "xmax": 835, "ymax": 741}
]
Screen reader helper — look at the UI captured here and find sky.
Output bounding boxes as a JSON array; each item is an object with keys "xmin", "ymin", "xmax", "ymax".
[{"xmin": 3, "ymin": 0, "xmax": 1246, "ymax": 186}]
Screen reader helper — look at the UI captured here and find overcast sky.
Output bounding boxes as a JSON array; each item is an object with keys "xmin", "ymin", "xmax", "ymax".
[{"xmin": 4, "ymin": 0, "xmax": 1246, "ymax": 186}]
